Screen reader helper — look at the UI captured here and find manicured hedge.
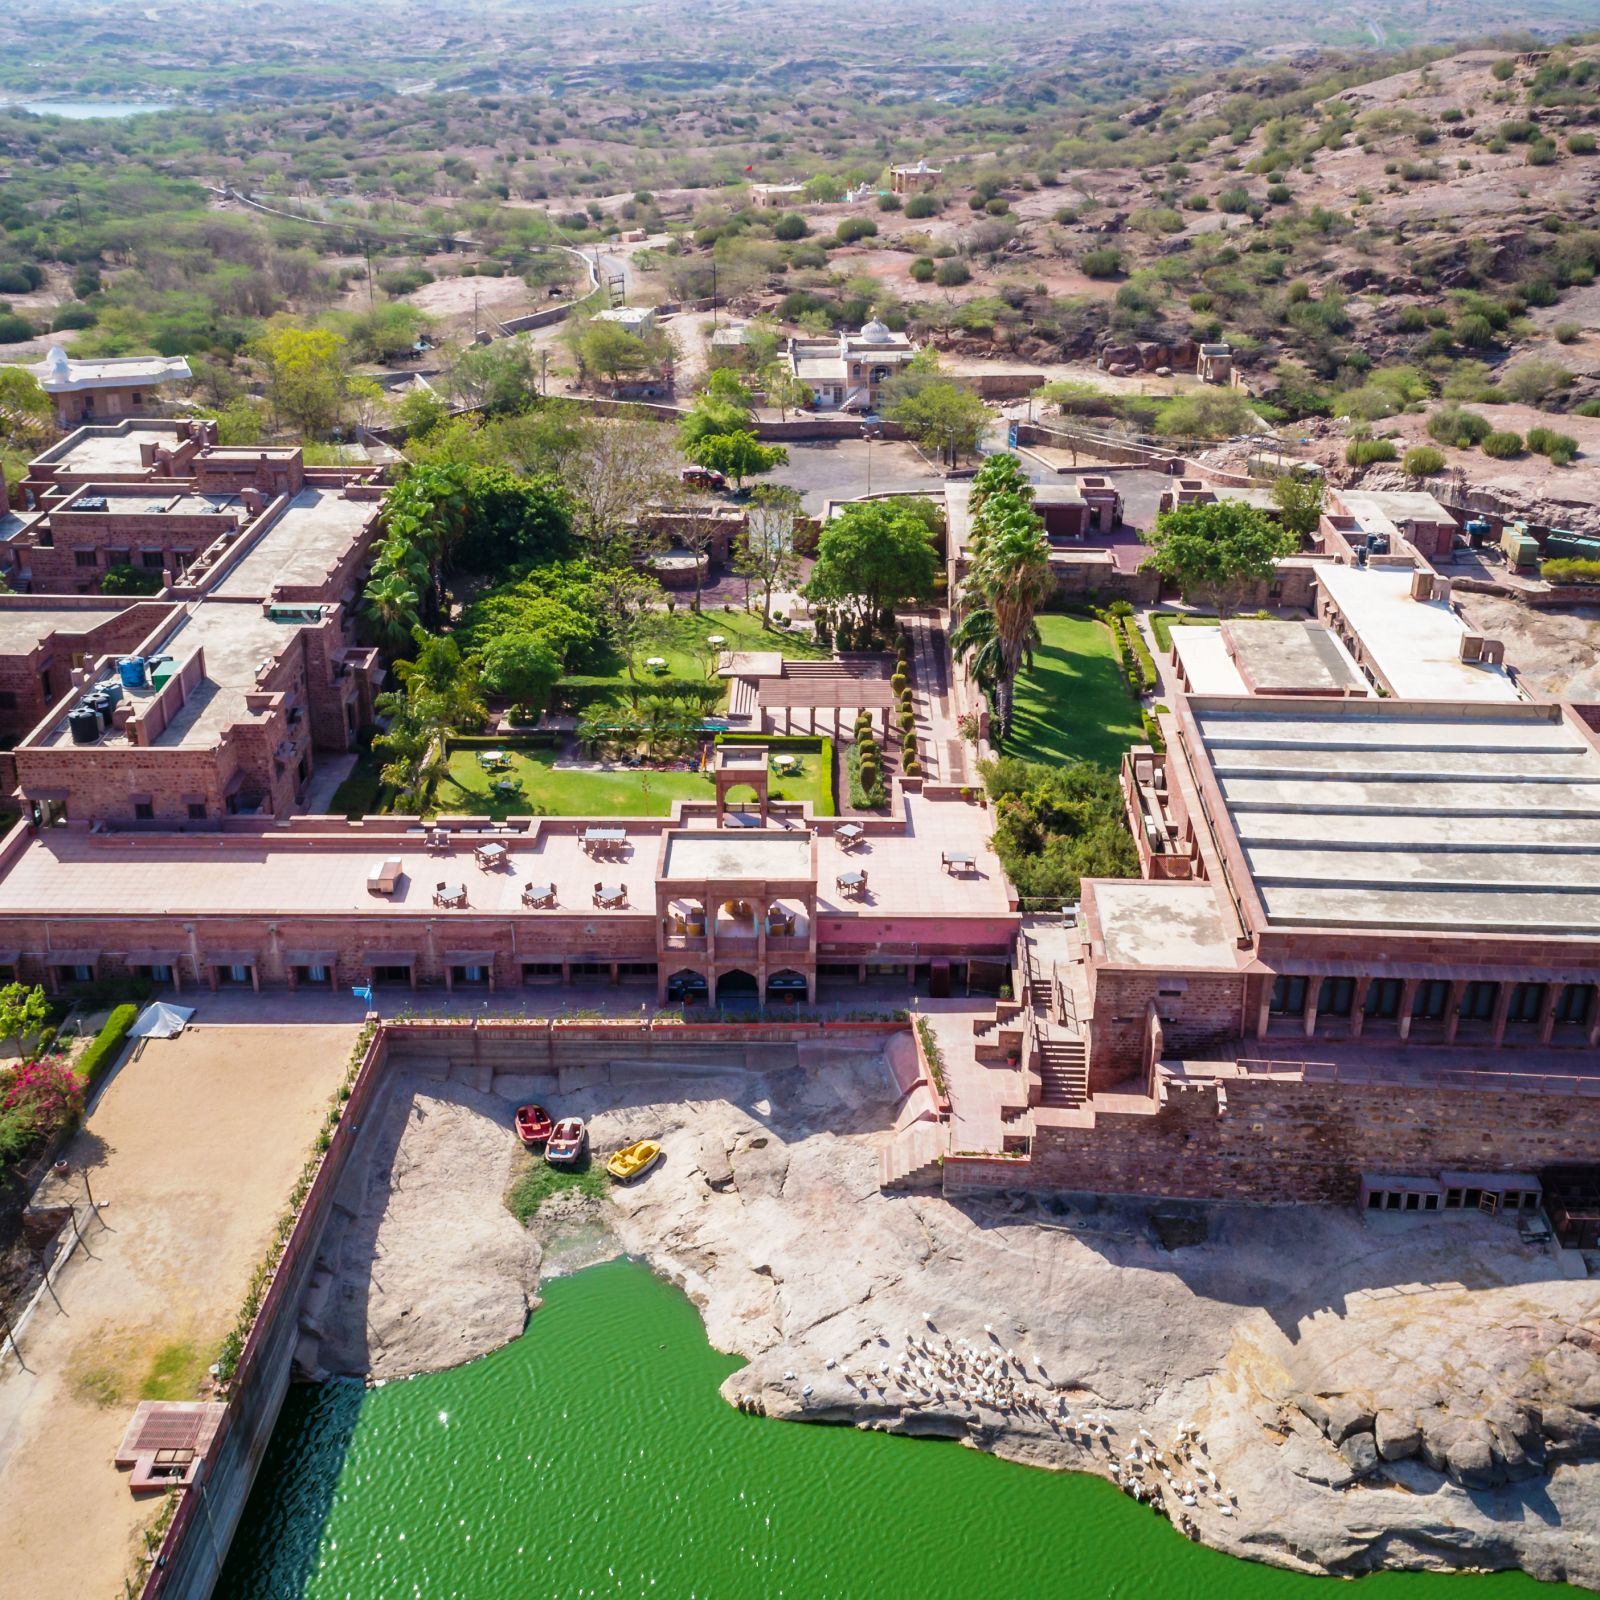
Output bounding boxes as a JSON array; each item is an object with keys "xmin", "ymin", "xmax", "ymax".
[
  {"xmin": 75, "ymin": 1003, "xmax": 138, "ymax": 1088},
  {"xmin": 715, "ymin": 732, "xmax": 836, "ymax": 816}
]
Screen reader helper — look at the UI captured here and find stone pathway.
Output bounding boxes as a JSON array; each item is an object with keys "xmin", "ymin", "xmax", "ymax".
[{"xmin": 901, "ymin": 609, "xmax": 966, "ymax": 784}]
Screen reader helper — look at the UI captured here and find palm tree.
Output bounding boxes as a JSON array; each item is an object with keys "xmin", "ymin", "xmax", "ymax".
[
  {"xmin": 957, "ymin": 493, "xmax": 1052, "ymax": 741},
  {"xmin": 363, "ymin": 571, "xmax": 421, "ymax": 655}
]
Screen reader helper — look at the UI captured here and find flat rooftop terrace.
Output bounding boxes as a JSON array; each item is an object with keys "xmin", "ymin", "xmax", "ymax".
[
  {"xmin": 59, "ymin": 489, "xmax": 237, "ymax": 519},
  {"xmin": 1315, "ymin": 562, "xmax": 1519, "ymax": 701},
  {"xmin": 0, "ymin": 601, "xmax": 137, "ymax": 654},
  {"xmin": 1188, "ymin": 697, "xmax": 1600, "ymax": 934},
  {"xmin": 0, "ymin": 796, "xmax": 1013, "ymax": 924},
  {"xmin": 34, "ymin": 602, "xmax": 315, "ymax": 751},
  {"xmin": 30, "ymin": 421, "xmax": 189, "ymax": 480},
  {"xmin": 212, "ymin": 488, "xmax": 373, "ymax": 599},
  {"xmin": 662, "ymin": 830, "xmax": 812, "ymax": 881},
  {"xmin": 1091, "ymin": 880, "xmax": 1240, "ymax": 968}
]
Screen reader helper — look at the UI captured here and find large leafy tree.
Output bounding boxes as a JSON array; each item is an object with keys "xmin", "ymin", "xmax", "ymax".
[
  {"xmin": 805, "ymin": 498, "xmax": 939, "ymax": 632},
  {"xmin": 686, "ymin": 429, "xmax": 787, "ymax": 489},
  {"xmin": 249, "ymin": 324, "xmax": 377, "ymax": 437},
  {"xmin": 884, "ymin": 371, "xmax": 991, "ymax": 466},
  {"xmin": 1142, "ymin": 499, "xmax": 1299, "ymax": 614},
  {"xmin": 1269, "ymin": 471, "xmax": 1325, "ymax": 545},
  {"xmin": 735, "ymin": 486, "xmax": 802, "ymax": 622}
]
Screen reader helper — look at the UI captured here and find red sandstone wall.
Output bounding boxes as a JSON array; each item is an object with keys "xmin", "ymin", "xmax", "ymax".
[{"xmin": 948, "ymin": 1075, "xmax": 1600, "ymax": 1205}]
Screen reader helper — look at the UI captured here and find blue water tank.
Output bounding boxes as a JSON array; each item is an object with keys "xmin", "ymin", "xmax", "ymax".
[{"xmin": 118, "ymin": 657, "xmax": 147, "ymax": 689}]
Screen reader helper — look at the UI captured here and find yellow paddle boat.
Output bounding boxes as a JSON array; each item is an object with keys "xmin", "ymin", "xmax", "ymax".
[{"xmin": 605, "ymin": 1139, "xmax": 663, "ymax": 1183}]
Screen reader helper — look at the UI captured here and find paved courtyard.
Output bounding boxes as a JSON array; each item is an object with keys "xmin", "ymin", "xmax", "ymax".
[{"xmin": 0, "ymin": 1025, "xmax": 357, "ymax": 1600}]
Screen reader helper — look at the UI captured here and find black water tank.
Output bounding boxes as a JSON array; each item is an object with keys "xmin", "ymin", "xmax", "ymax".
[{"xmin": 68, "ymin": 707, "xmax": 101, "ymax": 745}]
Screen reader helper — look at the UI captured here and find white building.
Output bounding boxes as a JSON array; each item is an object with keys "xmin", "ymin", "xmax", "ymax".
[
  {"xmin": 785, "ymin": 317, "xmax": 917, "ymax": 412},
  {"xmin": 22, "ymin": 346, "xmax": 191, "ymax": 427}
]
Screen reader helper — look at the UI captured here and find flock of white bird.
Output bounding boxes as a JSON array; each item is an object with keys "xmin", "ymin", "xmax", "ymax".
[{"xmin": 740, "ymin": 1314, "xmax": 1235, "ymax": 1537}]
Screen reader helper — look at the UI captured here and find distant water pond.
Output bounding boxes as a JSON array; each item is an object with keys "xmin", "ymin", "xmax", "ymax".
[{"xmin": 4, "ymin": 99, "xmax": 173, "ymax": 120}]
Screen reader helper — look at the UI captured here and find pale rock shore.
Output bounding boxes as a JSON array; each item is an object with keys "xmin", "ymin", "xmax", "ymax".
[{"xmin": 303, "ymin": 1048, "xmax": 1600, "ymax": 1590}]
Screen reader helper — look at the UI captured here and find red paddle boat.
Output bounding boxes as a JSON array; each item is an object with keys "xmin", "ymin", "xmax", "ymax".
[{"xmin": 515, "ymin": 1104, "xmax": 554, "ymax": 1146}]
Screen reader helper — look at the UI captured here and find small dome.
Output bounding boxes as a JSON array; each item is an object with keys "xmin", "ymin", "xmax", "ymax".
[
  {"xmin": 43, "ymin": 345, "xmax": 70, "ymax": 377},
  {"xmin": 860, "ymin": 317, "xmax": 893, "ymax": 344}
]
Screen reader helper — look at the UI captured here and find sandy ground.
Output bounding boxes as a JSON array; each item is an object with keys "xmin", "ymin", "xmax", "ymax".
[
  {"xmin": 0, "ymin": 1023, "xmax": 357, "ymax": 1600},
  {"xmin": 1455, "ymin": 591, "xmax": 1600, "ymax": 701},
  {"xmin": 320, "ymin": 1040, "xmax": 1600, "ymax": 1589}
]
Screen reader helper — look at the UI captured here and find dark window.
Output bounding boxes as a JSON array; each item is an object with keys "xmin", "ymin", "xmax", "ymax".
[
  {"xmin": 140, "ymin": 550, "xmax": 165, "ymax": 570},
  {"xmin": 1507, "ymin": 982, "xmax": 1545, "ymax": 1025},
  {"xmin": 1269, "ymin": 975, "xmax": 1308, "ymax": 1014},
  {"xmin": 1318, "ymin": 976, "xmax": 1355, "ymax": 1017},
  {"xmin": 187, "ymin": 802, "xmax": 206, "ymax": 821},
  {"xmin": 1459, "ymin": 980, "xmax": 1497, "ymax": 1022},
  {"xmin": 1555, "ymin": 983, "xmax": 1595, "ymax": 1027},
  {"xmin": 106, "ymin": 549, "xmax": 130, "ymax": 567},
  {"xmin": 133, "ymin": 802, "xmax": 154, "ymax": 821},
  {"xmin": 1364, "ymin": 978, "xmax": 1403, "ymax": 1020},
  {"xmin": 1411, "ymin": 979, "xmax": 1450, "ymax": 1022},
  {"xmin": 38, "ymin": 669, "xmax": 51, "ymax": 700},
  {"xmin": 73, "ymin": 549, "xmax": 98, "ymax": 568},
  {"xmin": 370, "ymin": 964, "xmax": 411, "ymax": 983},
  {"xmin": 521, "ymin": 961, "xmax": 563, "ymax": 978},
  {"xmin": 146, "ymin": 963, "xmax": 171, "ymax": 982},
  {"xmin": 0, "ymin": 692, "xmax": 15, "ymax": 711}
]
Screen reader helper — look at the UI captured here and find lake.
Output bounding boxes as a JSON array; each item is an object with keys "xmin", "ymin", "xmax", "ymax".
[
  {"xmin": 4, "ymin": 99, "xmax": 174, "ymax": 120},
  {"xmin": 218, "ymin": 1257, "xmax": 1576, "ymax": 1600}
]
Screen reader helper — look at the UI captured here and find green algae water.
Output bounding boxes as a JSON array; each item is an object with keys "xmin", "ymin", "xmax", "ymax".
[{"xmin": 220, "ymin": 1259, "xmax": 1572, "ymax": 1600}]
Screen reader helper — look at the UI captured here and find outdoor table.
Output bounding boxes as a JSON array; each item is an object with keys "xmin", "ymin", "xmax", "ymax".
[
  {"xmin": 475, "ymin": 841, "xmax": 509, "ymax": 868},
  {"xmin": 774, "ymin": 754, "xmax": 799, "ymax": 772},
  {"xmin": 837, "ymin": 823, "xmax": 865, "ymax": 847},
  {"xmin": 477, "ymin": 749, "xmax": 507, "ymax": 769},
  {"xmin": 493, "ymin": 779, "xmax": 517, "ymax": 796},
  {"xmin": 522, "ymin": 883, "xmax": 555, "ymax": 906},
  {"xmin": 646, "ymin": 656, "xmax": 668, "ymax": 672},
  {"xmin": 706, "ymin": 634, "xmax": 727, "ymax": 647},
  {"xmin": 583, "ymin": 826, "xmax": 627, "ymax": 852},
  {"xmin": 436, "ymin": 882, "xmax": 467, "ymax": 907},
  {"xmin": 943, "ymin": 852, "xmax": 976, "ymax": 874},
  {"xmin": 596, "ymin": 884, "xmax": 627, "ymax": 907},
  {"xmin": 836, "ymin": 869, "xmax": 866, "ymax": 893}
]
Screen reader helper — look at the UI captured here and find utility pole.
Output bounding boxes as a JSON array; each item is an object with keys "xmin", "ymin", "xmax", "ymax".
[
  {"xmin": 711, "ymin": 255, "xmax": 718, "ymax": 327},
  {"xmin": 363, "ymin": 239, "xmax": 374, "ymax": 310},
  {"xmin": 539, "ymin": 348, "xmax": 549, "ymax": 397}
]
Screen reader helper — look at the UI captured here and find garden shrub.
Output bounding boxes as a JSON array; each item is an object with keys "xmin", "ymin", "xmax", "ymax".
[
  {"xmin": 934, "ymin": 259, "xmax": 970, "ymax": 287},
  {"xmin": 1481, "ymin": 430, "xmax": 1524, "ymax": 458},
  {"xmin": 1403, "ymin": 446, "xmax": 1446, "ymax": 475},
  {"xmin": 1427, "ymin": 406, "xmax": 1491, "ymax": 447},
  {"xmin": 1543, "ymin": 558, "xmax": 1600, "ymax": 585},
  {"xmin": 1345, "ymin": 437, "xmax": 1398, "ymax": 467}
]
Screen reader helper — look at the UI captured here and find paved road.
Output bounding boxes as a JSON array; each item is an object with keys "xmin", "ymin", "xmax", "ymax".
[{"xmin": 765, "ymin": 438, "xmax": 945, "ymax": 515}]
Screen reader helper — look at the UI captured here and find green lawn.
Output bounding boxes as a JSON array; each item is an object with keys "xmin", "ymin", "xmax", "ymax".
[
  {"xmin": 433, "ymin": 743, "xmax": 831, "ymax": 819},
  {"xmin": 617, "ymin": 607, "xmax": 829, "ymax": 693},
  {"xmin": 1006, "ymin": 613, "xmax": 1144, "ymax": 771}
]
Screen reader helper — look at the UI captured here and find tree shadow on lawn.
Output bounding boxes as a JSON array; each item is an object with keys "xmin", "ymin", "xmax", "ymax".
[{"xmin": 1007, "ymin": 620, "xmax": 1143, "ymax": 771}]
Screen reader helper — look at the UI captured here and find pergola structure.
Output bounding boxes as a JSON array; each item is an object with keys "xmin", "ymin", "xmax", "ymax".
[{"xmin": 754, "ymin": 678, "xmax": 897, "ymax": 737}]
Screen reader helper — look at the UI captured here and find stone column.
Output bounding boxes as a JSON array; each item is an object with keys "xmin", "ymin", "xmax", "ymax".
[
  {"xmin": 1397, "ymin": 977, "xmax": 1418, "ymax": 1041},
  {"xmin": 1350, "ymin": 976, "xmax": 1372, "ymax": 1039},
  {"xmin": 1490, "ymin": 981, "xmax": 1512, "ymax": 1047},
  {"xmin": 1443, "ymin": 979, "xmax": 1467, "ymax": 1044}
]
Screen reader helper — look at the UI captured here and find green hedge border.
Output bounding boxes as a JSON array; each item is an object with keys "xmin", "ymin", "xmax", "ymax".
[
  {"xmin": 74, "ymin": 1002, "xmax": 138, "ymax": 1089},
  {"xmin": 714, "ymin": 732, "xmax": 836, "ymax": 817}
]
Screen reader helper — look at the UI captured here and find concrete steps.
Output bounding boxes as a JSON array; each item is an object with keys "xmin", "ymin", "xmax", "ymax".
[
  {"xmin": 880, "ymin": 1119, "xmax": 947, "ymax": 1191},
  {"xmin": 1037, "ymin": 1037, "xmax": 1089, "ymax": 1108},
  {"xmin": 727, "ymin": 676, "xmax": 758, "ymax": 725}
]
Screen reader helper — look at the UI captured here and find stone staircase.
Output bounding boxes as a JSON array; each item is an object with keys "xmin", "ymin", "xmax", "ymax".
[
  {"xmin": 726, "ymin": 676, "xmax": 758, "ymax": 725},
  {"xmin": 1037, "ymin": 1034, "xmax": 1089, "ymax": 1108},
  {"xmin": 880, "ymin": 1119, "xmax": 947, "ymax": 1190}
]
